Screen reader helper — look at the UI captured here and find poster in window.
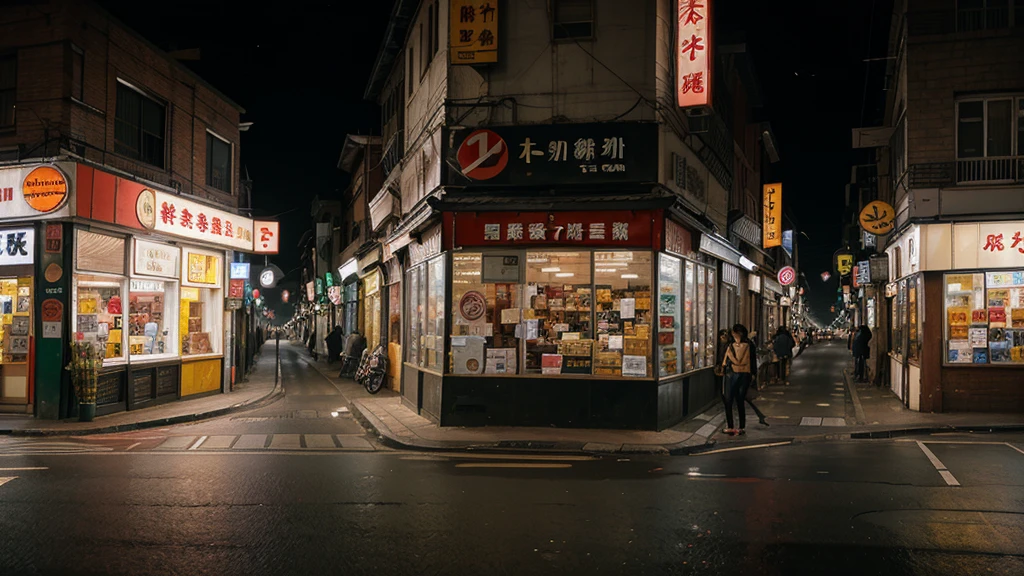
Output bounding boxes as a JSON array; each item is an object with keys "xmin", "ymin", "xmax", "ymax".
[
  {"xmin": 622, "ymin": 355, "xmax": 647, "ymax": 377},
  {"xmin": 10, "ymin": 316, "xmax": 29, "ymax": 336}
]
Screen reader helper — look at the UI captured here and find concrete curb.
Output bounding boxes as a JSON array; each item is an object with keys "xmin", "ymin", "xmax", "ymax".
[
  {"xmin": 849, "ymin": 424, "xmax": 1024, "ymax": 439},
  {"xmin": 349, "ymin": 397, "xmax": 717, "ymax": 457},
  {"xmin": 3, "ymin": 380, "xmax": 284, "ymax": 437}
]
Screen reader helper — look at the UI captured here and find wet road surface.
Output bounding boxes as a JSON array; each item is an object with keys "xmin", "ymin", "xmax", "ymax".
[{"xmin": 1, "ymin": 346, "xmax": 1023, "ymax": 575}]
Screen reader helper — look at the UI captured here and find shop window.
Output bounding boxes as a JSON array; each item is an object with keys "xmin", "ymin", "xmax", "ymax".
[
  {"xmin": 180, "ymin": 249, "xmax": 223, "ymax": 357},
  {"xmin": 388, "ymin": 283, "xmax": 401, "ymax": 345},
  {"xmin": 684, "ymin": 261, "xmax": 696, "ymax": 371},
  {"xmin": 73, "ymin": 274, "xmax": 126, "ymax": 363},
  {"xmin": 406, "ymin": 255, "xmax": 446, "ymax": 370},
  {"xmin": 907, "ymin": 277, "xmax": 921, "ymax": 361},
  {"xmin": 128, "ymin": 279, "xmax": 178, "ymax": 357},
  {"xmin": 0, "ymin": 54, "xmax": 14, "ymax": 130},
  {"xmin": 407, "ymin": 266, "xmax": 421, "ymax": 365},
  {"xmin": 205, "ymin": 132, "xmax": 232, "ymax": 194},
  {"xmin": 114, "ymin": 81, "xmax": 166, "ymax": 169},
  {"xmin": 364, "ymin": 272, "xmax": 382, "ymax": 348},
  {"xmin": 527, "ymin": 252, "xmax": 593, "ymax": 375},
  {"xmin": 594, "ymin": 251, "xmax": 652, "ymax": 377},
  {"xmin": 343, "ymin": 281, "xmax": 359, "ymax": 336},
  {"xmin": 705, "ymin": 269, "xmax": 717, "ymax": 366},
  {"xmin": 892, "ymin": 284, "xmax": 904, "ymax": 357},
  {"xmin": 451, "ymin": 253, "xmax": 523, "ymax": 374},
  {"xmin": 0, "ymin": 278, "xmax": 32, "ymax": 365},
  {"xmin": 658, "ymin": 255, "xmax": 682, "ymax": 376},
  {"xmin": 946, "ymin": 271, "xmax": 1024, "ymax": 364}
]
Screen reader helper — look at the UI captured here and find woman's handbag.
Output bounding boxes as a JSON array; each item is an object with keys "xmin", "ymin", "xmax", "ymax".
[{"xmin": 714, "ymin": 365, "xmax": 725, "ymax": 377}]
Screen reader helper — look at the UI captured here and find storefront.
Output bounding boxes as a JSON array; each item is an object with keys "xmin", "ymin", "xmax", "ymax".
[
  {"xmin": 396, "ymin": 210, "xmax": 721, "ymax": 430},
  {"xmin": 358, "ymin": 247, "xmax": 383, "ymax": 350},
  {"xmin": 385, "ymin": 257, "xmax": 402, "ymax": 391},
  {"xmin": 0, "ymin": 227, "xmax": 35, "ymax": 413},
  {"xmin": 886, "ymin": 222, "xmax": 1024, "ymax": 413},
  {"xmin": 338, "ymin": 258, "xmax": 359, "ymax": 338}
]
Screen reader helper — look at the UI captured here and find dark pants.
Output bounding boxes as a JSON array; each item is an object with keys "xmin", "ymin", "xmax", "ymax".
[
  {"xmin": 777, "ymin": 356, "xmax": 790, "ymax": 381},
  {"xmin": 724, "ymin": 372, "xmax": 752, "ymax": 429},
  {"xmin": 854, "ymin": 355, "xmax": 868, "ymax": 381}
]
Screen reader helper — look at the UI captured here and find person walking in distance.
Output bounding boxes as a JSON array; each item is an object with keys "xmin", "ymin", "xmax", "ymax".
[
  {"xmin": 852, "ymin": 325, "xmax": 873, "ymax": 383},
  {"xmin": 721, "ymin": 323, "xmax": 755, "ymax": 435},
  {"xmin": 772, "ymin": 326, "xmax": 797, "ymax": 385}
]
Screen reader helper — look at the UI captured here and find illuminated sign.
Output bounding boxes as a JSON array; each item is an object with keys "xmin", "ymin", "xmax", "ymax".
[
  {"xmin": 762, "ymin": 183, "xmax": 782, "ymax": 248},
  {"xmin": 145, "ymin": 189, "xmax": 253, "ymax": 252},
  {"xmin": 0, "ymin": 228, "xmax": 35, "ymax": 265},
  {"xmin": 134, "ymin": 239, "xmax": 180, "ymax": 279},
  {"xmin": 676, "ymin": 0, "xmax": 711, "ymax": 108},
  {"xmin": 450, "ymin": 0, "xmax": 498, "ymax": 65},
  {"xmin": 254, "ymin": 220, "xmax": 279, "ymax": 254},
  {"xmin": 230, "ymin": 262, "xmax": 250, "ymax": 280}
]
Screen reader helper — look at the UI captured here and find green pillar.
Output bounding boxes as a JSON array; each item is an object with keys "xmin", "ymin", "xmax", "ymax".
[{"xmin": 34, "ymin": 222, "xmax": 71, "ymax": 420}]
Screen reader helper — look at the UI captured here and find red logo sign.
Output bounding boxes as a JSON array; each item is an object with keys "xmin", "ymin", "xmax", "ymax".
[
  {"xmin": 778, "ymin": 266, "xmax": 796, "ymax": 286},
  {"xmin": 457, "ymin": 129, "xmax": 508, "ymax": 180},
  {"xmin": 459, "ymin": 291, "xmax": 486, "ymax": 321},
  {"xmin": 41, "ymin": 298, "xmax": 63, "ymax": 322}
]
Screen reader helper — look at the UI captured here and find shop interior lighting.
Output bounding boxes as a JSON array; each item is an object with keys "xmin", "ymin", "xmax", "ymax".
[
  {"xmin": 554, "ymin": 272, "xmax": 574, "ymax": 278},
  {"xmin": 621, "ymin": 273, "xmax": 639, "ymax": 279},
  {"xmin": 78, "ymin": 281, "xmax": 122, "ymax": 288},
  {"xmin": 595, "ymin": 268, "xmax": 618, "ymax": 273},
  {"xmin": 541, "ymin": 267, "xmax": 561, "ymax": 273}
]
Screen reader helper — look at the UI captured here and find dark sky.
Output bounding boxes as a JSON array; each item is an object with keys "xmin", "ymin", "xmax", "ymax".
[{"xmin": 97, "ymin": 0, "xmax": 890, "ymax": 323}]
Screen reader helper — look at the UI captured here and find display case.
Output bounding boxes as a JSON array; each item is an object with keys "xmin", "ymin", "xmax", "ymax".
[{"xmin": 945, "ymin": 270, "xmax": 1024, "ymax": 364}]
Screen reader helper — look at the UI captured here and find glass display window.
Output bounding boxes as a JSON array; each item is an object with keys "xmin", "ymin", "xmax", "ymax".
[
  {"xmin": 427, "ymin": 257, "xmax": 445, "ymax": 370},
  {"xmin": 527, "ymin": 251, "xmax": 593, "ymax": 375},
  {"xmin": 948, "ymin": 270, "xmax": 1024, "ymax": 364},
  {"xmin": 73, "ymin": 274, "xmax": 127, "ymax": 363},
  {"xmin": 128, "ymin": 279, "xmax": 178, "ymax": 358},
  {"xmin": 704, "ymin": 268, "xmax": 716, "ymax": 366},
  {"xmin": 179, "ymin": 286, "xmax": 222, "ymax": 356},
  {"xmin": 0, "ymin": 277, "xmax": 32, "ymax": 365},
  {"xmin": 684, "ymin": 261, "xmax": 696, "ymax": 372},
  {"xmin": 657, "ymin": 255, "xmax": 682, "ymax": 376},
  {"xmin": 407, "ymin": 266, "xmax": 422, "ymax": 365},
  {"xmin": 594, "ymin": 251, "xmax": 652, "ymax": 377},
  {"xmin": 405, "ymin": 255, "xmax": 446, "ymax": 370},
  {"xmin": 450, "ymin": 253, "xmax": 523, "ymax": 375},
  {"xmin": 907, "ymin": 277, "xmax": 921, "ymax": 362}
]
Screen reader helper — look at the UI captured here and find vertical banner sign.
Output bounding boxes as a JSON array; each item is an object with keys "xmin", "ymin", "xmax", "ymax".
[
  {"xmin": 762, "ymin": 183, "xmax": 782, "ymax": 248},
  {"xmin": 450, "ymin": 0, "xmax": 498, "ymax": 65},
  {"xmin": 677, "ymin": 0, "xmax": 712, "ymax": 108}
]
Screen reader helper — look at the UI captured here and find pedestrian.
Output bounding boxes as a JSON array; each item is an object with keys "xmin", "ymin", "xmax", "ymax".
[
  {"xmin": 325, "ymin": 325, "xmax": 344, "ymax": 365},
  {"xmin": 852, "ymin": 325, "xmax": 872, "ymax": 383},
  {"xmin": 772, "ymin": 326, "xmax": 797, "ymax": 385},
  {"xmin": 721, "ymin": 323, "xmax": 755, "ymax": 435}
]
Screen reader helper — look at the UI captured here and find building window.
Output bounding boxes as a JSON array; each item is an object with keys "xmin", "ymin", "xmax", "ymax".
[
  {"xmin": 407, "ymin": 46, "xmax": 415, "ymax": 97},
  {"xmin": 956, "ymin": 0, "xmax": 1016, "ymax": 32},
  {"xmin": 422, "ymin": 3, "xmax": 438, "ymax": 77},
  {"xmin": 552, "ymin": 0, "xmax": 594, "ymax": 40},
  {"xmin": 955, "ymin": 96, "xmax": 1022, "ymax": 183},
  {"xmin": 0, "ymin": 54, "xmax": 15, "ymax": 130},
  {"xmin": 114, "ymin": 81, "xmax": 166, "ymax": 169},
  {"xmin": 71, "ymin": 45, "xmax": 84, "ymax": 102},
  {"xmin": 205, "ymin": 131, "xmax": 232, "ymax": 193}
]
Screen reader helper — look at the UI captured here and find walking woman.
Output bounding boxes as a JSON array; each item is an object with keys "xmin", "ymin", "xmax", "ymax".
[
  {"xmin": 717, "ymin": 328, "xmax": 768, "ymax": 430},
  {"xmin": 721, "ymin": 324, "xmax": 754, "ymax": 435}
]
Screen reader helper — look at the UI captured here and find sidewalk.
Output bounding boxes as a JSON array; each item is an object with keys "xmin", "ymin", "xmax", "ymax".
[
  {"xmin": 0, "ymin": 348, "xmax": 282, "ymax": 436},
  {"xmin": 299, "ymin": 352, "xmax": 720, "ymax": 455}
]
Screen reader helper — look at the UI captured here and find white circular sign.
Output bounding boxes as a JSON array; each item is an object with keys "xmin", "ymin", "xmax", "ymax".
[
  {"xmin": 778, "ymin": 266, "xmax": 796, "ymax": 286},
  {"xmin": 260, "ymin": 269, "xmax": 275, "ymax": 287}
]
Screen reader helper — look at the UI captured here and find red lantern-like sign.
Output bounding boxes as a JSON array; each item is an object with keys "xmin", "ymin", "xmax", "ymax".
[{"xmin": 252, "ymin": 289, "xmax": 261, "ymax": 299}]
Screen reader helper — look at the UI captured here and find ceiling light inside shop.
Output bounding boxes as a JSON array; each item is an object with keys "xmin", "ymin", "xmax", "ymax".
[
  {"xmin": 596, "ymin": 268, "xmax": 618, "ymax": 273},
  {"xmin": 541, "ymin": 267, "xmax": 561, "ymax": 273},
  {"xmin": 555, "ymin": 272, "xmax": 575, "ymax": 277},
  {"xmin": 621, "ymin": 274, "xmax": 639, "ymax": 279}
]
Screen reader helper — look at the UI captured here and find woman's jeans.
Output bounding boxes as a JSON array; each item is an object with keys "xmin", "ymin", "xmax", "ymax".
[
  {"xmin": 854, "ymin": 355, "xmax": 868, "ymax": 381},
  {"xmin": 724, "ymin": 372, "xmax": 752, "ymax": 429}
]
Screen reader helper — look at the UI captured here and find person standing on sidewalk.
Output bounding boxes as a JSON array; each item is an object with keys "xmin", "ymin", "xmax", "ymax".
[
  {"xmin": 325, "ymin": 325, "xmax": 344, "ymax": 366},
  {"xmin": 852, "ymin": 325, "xmax": 872, "ymax": 383},
  {"xmin": 716, "ymin": 328, "xmax": 768, "ymax": 428},
  {"xmin": 772, "ymin": 327, "xmax": 796, "ymax": 385},
  {"xmin": 721, "ymin": 324, "xmax": 754, "ymax": 436}
]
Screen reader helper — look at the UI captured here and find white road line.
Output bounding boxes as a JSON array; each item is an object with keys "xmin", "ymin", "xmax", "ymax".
[
  {"xmin": 692, "ymin": 441, "xmax": 792, "ymax": 456},
  {"xmin": 1006, "ymin": 442, "xmax": 1024, "ymax": 456},
  {"xmin": 0, "ymin": 467, "xmax": 47, "ymax": 471},
  {"xmin": 125, "ymin": 442, "xmax": 141, "ymax": 451},
  {"xmin": 916, "ymin": 440, "xmax": 960, "ymax": 486},
  {"xmin": 187, "ymin": 436, "xmax": 208, "ymax": 451},
  {"xmin": 0, "ymin": 477, "xmax": 15, "ymax": 487}
]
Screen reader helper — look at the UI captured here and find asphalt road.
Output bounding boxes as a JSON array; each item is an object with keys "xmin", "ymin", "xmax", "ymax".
[{"xmin": 1, "ymin": 348, "xmax": 1023, "ymax": 575}]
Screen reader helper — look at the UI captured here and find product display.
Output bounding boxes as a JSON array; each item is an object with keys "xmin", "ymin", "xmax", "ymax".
[
  {"xmin": 75, "ymin": 276, "xmax": 124, "ymax": 360},
  {"xmin": 0, "ymin": 278, "xmax": 31, "ymax": 364},
  {"xmin": 945, "ymin": 271, "xmax": 1024, "ymax": 364},
  {"xmin": 128, "ymin": 284, "xmax": 168, "ymax": 356}
]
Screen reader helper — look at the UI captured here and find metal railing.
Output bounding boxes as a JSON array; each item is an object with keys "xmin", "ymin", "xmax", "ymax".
[{"xmin": 957, "ymin": 156, "xmax": 1023, "ymax": 183}]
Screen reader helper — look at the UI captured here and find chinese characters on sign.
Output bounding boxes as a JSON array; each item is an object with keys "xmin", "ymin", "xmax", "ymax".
[
  {"xmin": 448, "ymin": 123, "xmax": 657, "ymax": 186},
  {"xmin": 146, "ymin": 189, "xmax": 254, "ymax": 252},
  {"xmin": 450, "ymin": 0, "xmax": 498, "ymax": 64},
  {"xmin": 676, "ymin": 0, "xmax": 711, "ymax": 108},
  {"xmin": 858, "ymin": 200, "xmax": 895, "ymax": 235},
  {"xmin": 762, "ymin": 183, "xmax": 782, "ymax": 248},
  {"xmin": 456, "ymin": 211, "xmax": 654, "ymax": 248},
  {"xmin": 254, "ymin": 220, "xmax": 280, "ymax": 254},
  {"xmin": 0, "ymin": 228, "xmax": 34, "ymax": 266}
]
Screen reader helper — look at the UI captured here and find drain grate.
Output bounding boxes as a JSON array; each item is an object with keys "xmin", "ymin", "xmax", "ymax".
[{"xmin": 496, "ymin": 441, "xmax": 557, "ymax": 449}]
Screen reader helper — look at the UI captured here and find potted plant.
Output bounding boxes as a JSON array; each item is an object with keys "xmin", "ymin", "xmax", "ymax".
[{"xmin": 66, "ymin": 341, "xmax": 101, "ymax": 422}]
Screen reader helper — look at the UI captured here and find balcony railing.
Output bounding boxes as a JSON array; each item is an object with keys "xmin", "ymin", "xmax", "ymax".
[
  {"xmin": 908, "ymin": 157, "xmax": 1023, "ymax": 186},
  {"xmin": 908, "ymin": 5, "xmax": 1022, "ymax": 35},
  {"xmin": 381, "ymin": 130, "xmax": 404, "ymax": 178}
]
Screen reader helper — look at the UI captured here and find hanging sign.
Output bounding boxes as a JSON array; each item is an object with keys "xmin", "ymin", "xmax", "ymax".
[
  {"xmin": 676, "ymin": 0, "xmax": 712, "ymax": 108},
  {"xmin": 133, "ymin": 239, "xmax": 180, "ymax": 279},
  {"xmin": 762, "ymin": 183, "xmax": 782, "ymax": 248},
  {"xmin": 144, "ymin": 189, "xmax": 254, "ymax": 252},
  {"xmin": 229, "ymin": 262, "xmax": 250, "ymax": 280},
  {"xmin": 0, "ymin": 164, "xmax": 74, "ymax": 220},
  {"xmin": 782, "ymin": 229, "xmax": 794, "ymax": 257},
  {"xmin": 821, "ymin": 271, "xmax": 832, "ymax": 282},
  {"xmin": 228, "ymin": 279, "xmax": 244, "ymax": 299},
  {"xmin": 327, "ymin": 285, "xmax": 342, "ymax": 305},
  {"xmin": 777, "ymin": 266, "xmax": 796, "ymax": 286},
  {"xmin": 449, "ymin": 0, "xmax": 498, "ymax": 64},
  {"xmin": 858, "ymin": 200, "xmax": 895, "ymax": 235},
  {"xmin": 305, "ymin": 282, "xmax": 315, "ymax": 302},
  {"xmin": 834, "ymin": 249, "xmax": 854, "ymax": 277},
  {"xmin": 254, "ymin": 220, "xmax": 280, "ymax": 254}
]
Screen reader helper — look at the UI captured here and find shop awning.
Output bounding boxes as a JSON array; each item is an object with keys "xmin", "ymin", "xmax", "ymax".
[{"xmin": 698, "ymin": 232, "xmax": 747, "ymax": 267}]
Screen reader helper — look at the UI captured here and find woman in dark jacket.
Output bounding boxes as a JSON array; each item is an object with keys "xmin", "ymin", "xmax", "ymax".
[{"xmin": 772, "ymin": 327, "xmax": 797, "ymax": 385}]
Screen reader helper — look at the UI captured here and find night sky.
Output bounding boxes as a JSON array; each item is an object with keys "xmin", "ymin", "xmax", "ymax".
[{"xmin": 97, "ymin": 0, "xmax": 890, "ymax": 323}]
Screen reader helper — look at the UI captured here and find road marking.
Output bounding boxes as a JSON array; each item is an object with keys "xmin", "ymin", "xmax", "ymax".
[
  {"xmin": 269, "ymin": 434, "xmax": 302, "ymax": 449},
  {"xmin": 692, "ymin": 441, "xmax": 791, "ymax": 456},
  {"xmin": 187, "ymin": 436, "xmax": 208, "ymax": 451},
  {"xmin": 0, "ymin": 477, "xmax": 16, "ymax": 488},
  {"xmin": 125, "ymin": 442, "xmax": 141, "ymax": 451},
  {"xmin": 232, "ymin": 435, "xmax": 268, "ymax": 450},
  {"xmin": 431, "ymin": 452, "xmax": 596, "ymax": 462},
  {"xmin": 916, "ymin": 440, "xmax": 960, "ymax": 487},
  {"xmin": 199, "ymin": 436, "xmax": 238, "ymax": 450},
  {"xmin": 787, "ymin": 400, "xmax": 801, "ymax": 404},
  {"xmin": 1006, "ymin": 442, "xmax": 1024, "ymax": 456},
  {"xmin": 155, "ymin": 436, "xmax": 197, "ymax": 450},
  {"xmin": 455, "ymin": 462, "xmax": 572, "ymax": 469},
  {"xmin": 0, "ymin": 467, "xmax": 47, "ymax": 471},
  {"xmin": 816, "ymin": 403, "xmax": 831, "ymax": 407},
  {"xmin": 800, "ymin": 417, "xmax": 823, "ymax": 426},
  {"xmin": 304, "ymin": 434, "xmax": 337, "ymax": 449},
  {"xmin": 821, "ymin": 417, "xmax": 847, "ymax": 427}
]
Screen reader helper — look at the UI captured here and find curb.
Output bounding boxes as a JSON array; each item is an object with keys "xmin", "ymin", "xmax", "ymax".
[
  {"xmin": 349, "ymin": 397, "xmax": 717, "ymax": 457},
  {"xmin": 4, "ymin": 380, "xmax": 284, "ymax": 437},
  {"xmin": 849, "ymin": 424, "xmax": 1024, "ymax": 439}
]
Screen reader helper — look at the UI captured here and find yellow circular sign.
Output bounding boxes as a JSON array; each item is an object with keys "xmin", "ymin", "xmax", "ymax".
[
  {"xmin": 859, "ymin": 200, "xmax": 895, "ymax": 235},
  {"xmin": 22, "ymin": 166, "xmax": 69, "ymax": 213},
  {"xmin": 136, "ymin": 188, "xmax": 157, "ymax": 229}
]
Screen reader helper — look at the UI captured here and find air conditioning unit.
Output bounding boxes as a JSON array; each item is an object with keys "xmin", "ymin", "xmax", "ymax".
[{"xmin": 685, "ymin": 107, "xmax": 711, "ymax": 134}]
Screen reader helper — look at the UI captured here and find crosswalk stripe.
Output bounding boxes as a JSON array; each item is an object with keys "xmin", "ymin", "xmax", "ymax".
[
  {"xmin": 187, "ymin": 436, "xmax": 209, "ymax": 451},
  {"xmin": 198, "ymin": 436, "xmax": 237, "ymax": 450},
  {"xmin": 269, "ymin": 434, "xmax": 302, "ymax": 449},
  {"xmin": 303, "ymin": 434, "xmax": 336, "ymax": 449},
  {"xmin": 232, "ymin": 435, "xmax": 268, "ymax": 450},
  {"xmin": 155, "ymin": 436, "xmax": 197, "ymax": 450}
]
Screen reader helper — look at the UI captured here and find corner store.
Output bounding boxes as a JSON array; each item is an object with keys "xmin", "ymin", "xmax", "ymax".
[{"xmin": 0, "ymin": 160, "xmax": 277, "ymax": 419}]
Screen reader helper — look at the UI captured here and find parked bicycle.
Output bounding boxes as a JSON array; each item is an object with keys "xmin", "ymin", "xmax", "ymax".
[{"xmin": 356, "ymin": 345, "xmax": 388, "ymax": 394}]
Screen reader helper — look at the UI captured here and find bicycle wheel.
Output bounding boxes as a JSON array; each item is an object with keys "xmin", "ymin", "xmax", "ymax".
[{"xmin": 366, "ymin": 372, "xmax": 385, "ymax": 394}]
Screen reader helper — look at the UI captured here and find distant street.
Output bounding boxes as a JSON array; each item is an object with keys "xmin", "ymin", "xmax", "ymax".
[{"xmin": 1, "ymin": 347, "xmax": 1023, "ymax": 575}]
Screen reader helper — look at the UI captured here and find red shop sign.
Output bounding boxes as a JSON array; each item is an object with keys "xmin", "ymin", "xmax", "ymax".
[{"xmin": 453, "ymin": 211, "xmax": 654, "ymax": 248}]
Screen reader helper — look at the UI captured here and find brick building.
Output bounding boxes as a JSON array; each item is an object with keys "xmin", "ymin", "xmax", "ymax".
[
  {"xmin": 856, "ymin": 0, "xmax": 1024, "ymax": 412},
  {"xmin": 0, "ymin": 0, "xmax": 274, "ymax": 420}
]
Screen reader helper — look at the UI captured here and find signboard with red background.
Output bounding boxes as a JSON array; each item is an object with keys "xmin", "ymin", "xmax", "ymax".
[{"xmin": 451, "ymin": 210, "xmax": 660, "ymax": 249}]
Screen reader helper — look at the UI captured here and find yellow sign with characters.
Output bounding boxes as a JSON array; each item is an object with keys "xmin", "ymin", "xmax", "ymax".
[
  {"xmin": 450, "ymin": 0, "xmax": 498, "ymax": 64},
  {"xmin": 858, "ymin": 200, "xmax": 896, "ymax": 235},
  {"xmin": 762, "ymin": 183, "xmax": 782, "ymax": 248}
]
